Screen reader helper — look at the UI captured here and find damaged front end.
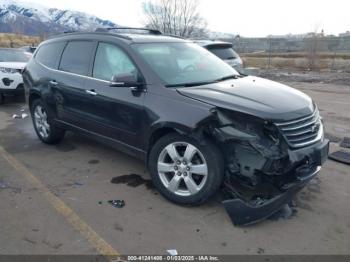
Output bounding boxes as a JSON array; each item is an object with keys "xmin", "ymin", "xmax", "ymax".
[{"xmin": 206, "ymin": 108, "xmax": 329, "ymax": 225}]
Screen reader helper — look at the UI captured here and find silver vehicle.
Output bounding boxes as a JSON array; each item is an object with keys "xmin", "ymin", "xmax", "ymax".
[{"xmin": 194, "ymin": 40, "xmax": 243, "ymax": 73}]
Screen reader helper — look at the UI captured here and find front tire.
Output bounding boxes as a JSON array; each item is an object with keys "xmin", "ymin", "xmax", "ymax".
[
  {"xmin": 30, "ymin": 99, "xmax": 65, "ymax": 144},
  {"xmin": 149, "ymin": 133, "xmax": 224, "ymax": 205}
]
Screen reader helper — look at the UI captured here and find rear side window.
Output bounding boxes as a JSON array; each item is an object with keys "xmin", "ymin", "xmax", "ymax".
[
  {"xmin": 35, "ymin": 42, "xmax": 66, "ymax": 69},
  {"xmin": 59, "ymin": 41, "xmax": 95, "ymax": 76}
]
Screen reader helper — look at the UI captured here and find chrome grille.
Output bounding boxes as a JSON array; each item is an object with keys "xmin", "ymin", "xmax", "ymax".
[{"xmin": 274, "ymin": 109, "xmax": 323, "ymax": 148}]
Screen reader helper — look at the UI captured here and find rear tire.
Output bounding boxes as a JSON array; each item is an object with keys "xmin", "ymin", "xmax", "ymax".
[
  {"xmin": 30, "ymin": 99, "xmax": 65, "ymax": 144},
  {"xmin": 148, "ymin": 133, "xmax": 224, "ymax": 205}
]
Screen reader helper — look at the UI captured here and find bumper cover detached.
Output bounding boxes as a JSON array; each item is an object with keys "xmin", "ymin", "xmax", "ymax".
[{"xmin": 223, "ymin": 139, "xmax": 329, "ymax": 226}]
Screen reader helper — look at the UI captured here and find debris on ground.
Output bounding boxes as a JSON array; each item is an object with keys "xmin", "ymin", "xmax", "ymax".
[
  {"xmin": 13, "ymin": 113, "xmax": 28, "ymax": 119},
  {"xmin": 328, "ymin": 151, "xmax": 350, "ymax": 165},
  {"xmin": 0, "ymin": 181, "xmax": 9, "ymax": 189},
  {"xmin": 167, "ymin": 249, "xmax": 178, "ymax": 256},
  {"xmin": 73, "ymin": 181, "xmax": 84, "ymax": 187},
  {"xmin": 340, "ymin": 137, "xmax": 350, "ymax": 148},
  {"xmin": 111, "ymin": 174, "xmax": 154, "ymax": 189},
  {"xmin": 0, "ymin": 181, "xmax": 22, "ymax": 193},
  {"xmin": 108, "ymin": 200, "xmax": 125, "ymax": 208}
]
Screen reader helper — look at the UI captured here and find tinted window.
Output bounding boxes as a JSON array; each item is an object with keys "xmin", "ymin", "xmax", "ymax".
[
  {"xmin": 35, "ymin": 42, "xmax": 66, "ymax": 68},
  {"xmin": 93, "ymin": 43, "xmax": 137, "ymax": 81},
  {"xmin": 208, "ymin": 47, "xmax": 238, "ymax": 60},
  {"xmin": 0, "ymin": 49, "xmax": 29, "ymax": 63},
  {"xmin": 59, "ymin": 41, "xmax": 95, "ymax": 76}
]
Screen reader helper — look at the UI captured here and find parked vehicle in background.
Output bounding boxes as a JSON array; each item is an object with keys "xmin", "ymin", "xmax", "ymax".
[
  {"xmin": 0, "ymin": 48, "xmax": 29, "ymax": 104},
  {"xmin": 19, "ymin": 45, "xmax": 37, "ymax": 54},
  {"xmin": 194, "ymin": 40, "xmax": 243, "ymax": 73},
  {"xmin": 19, "ymin": 46, "xmax": 36, "ymax": 60},
  {"xmin": 23, "ymin": 28, "xmax": 329, "ymax": 225}
]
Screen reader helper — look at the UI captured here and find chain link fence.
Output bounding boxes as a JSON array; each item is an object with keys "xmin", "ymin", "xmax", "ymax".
[{"xmin": 220, "ymin": 36, "xmax": 350, "ymax": 72}]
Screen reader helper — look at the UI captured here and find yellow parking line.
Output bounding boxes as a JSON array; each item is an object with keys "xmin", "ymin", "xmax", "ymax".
[{"xmin": 0, "ymin": 145, "xmax": 119, "ymax": 257}]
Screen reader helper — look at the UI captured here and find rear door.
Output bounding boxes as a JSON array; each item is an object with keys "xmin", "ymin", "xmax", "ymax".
[
  {"xmin": 53, "ymin": 40, "xmax": 97, "ymax": 127},
  {"xmin": 83, "ymin": 42, "xmax": 146, "ymax": 149}
]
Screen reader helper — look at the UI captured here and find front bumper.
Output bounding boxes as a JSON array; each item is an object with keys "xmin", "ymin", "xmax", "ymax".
[
  {"xmin": 0, "ymin": 72, "xmax": 24, "ymax": 95},
  {"xmin": 222, "ymin": 139, "xmax": 329, "ymax": 226}
]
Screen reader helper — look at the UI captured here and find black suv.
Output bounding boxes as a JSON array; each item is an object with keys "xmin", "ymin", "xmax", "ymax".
[{"xmin": 23, "ymin": 28, "xmax": 329, "ymax": 225}]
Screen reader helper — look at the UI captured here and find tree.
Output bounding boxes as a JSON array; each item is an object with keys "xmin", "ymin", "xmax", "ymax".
[{"xmin": 142, "ymin": 0, "xmax": 208, "ymax": 38}]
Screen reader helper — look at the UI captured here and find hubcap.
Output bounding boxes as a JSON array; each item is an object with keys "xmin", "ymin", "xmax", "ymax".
[
  {"xmin": 157, "ymin": 142, "xmax": 208, "ymax": 196},
  {"xmin": 34, "ymin": 105, "xmax": 50, "ymax": 139}
]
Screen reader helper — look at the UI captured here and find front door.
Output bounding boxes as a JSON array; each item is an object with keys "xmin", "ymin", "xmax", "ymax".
[{"xmin": 83, "ymin": 42, "xmax": 146, "ymax": 150}]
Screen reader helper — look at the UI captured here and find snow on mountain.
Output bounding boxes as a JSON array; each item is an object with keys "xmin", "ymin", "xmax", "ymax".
[{"xmin": 0, "ymin": 0, "xmax": 117, "ymax": 35}]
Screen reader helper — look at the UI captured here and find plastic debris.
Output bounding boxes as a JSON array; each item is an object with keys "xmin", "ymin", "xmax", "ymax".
[
  {"xmin": 340, "ymin": 137, "xmax": 350, "ymax": 148},
  {"xmin": 0, "ymin": 182, "xmax": 9, "ymax": 189},
  {"xmin": 108, "ymin": 200, "xmax": 125, "ymax": 208},
  {"xmin": 167, "ymin": 249, "xmax": 178, "ymax": 256},
  {"xmin": 328, "ymin": 150, "xmax": 350, "ymax": 165},
  {"xmin": 13, "ymin": 113, "xmax": 29, "ymax": 119},
  {"xmin": 74, "ymin": 181, "xmax": 84, "ymax": 186}
]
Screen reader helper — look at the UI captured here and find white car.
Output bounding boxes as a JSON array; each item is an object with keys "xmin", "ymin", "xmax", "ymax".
[{"xmin": 0, "ymin": 48, "xmax": 29, "ymax": 104}]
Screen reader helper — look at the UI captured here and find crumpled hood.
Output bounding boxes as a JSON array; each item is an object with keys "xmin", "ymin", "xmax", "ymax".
[
  {"xmin": 0, "ymin": 62, "xmax": 26, "ymax": 70},
  {"xmin": 177, "ymin": 76, "xmax": 314, "ymax": 121}
]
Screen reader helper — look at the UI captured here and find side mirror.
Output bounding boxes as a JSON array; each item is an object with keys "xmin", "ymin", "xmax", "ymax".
[{"xmin": 109, "ymin": 73, "xmax": 143, "ymax": 88}]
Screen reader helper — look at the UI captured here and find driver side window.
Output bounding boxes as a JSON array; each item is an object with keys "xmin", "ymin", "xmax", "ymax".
[{"xmin": 93, "ymin": 43, "xmax": 137, "ymax": 81}]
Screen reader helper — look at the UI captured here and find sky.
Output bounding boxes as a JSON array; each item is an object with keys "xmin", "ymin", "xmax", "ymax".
[{"xmin": 17, "ymin": 0, "xmax": 350, "ymax": 37}]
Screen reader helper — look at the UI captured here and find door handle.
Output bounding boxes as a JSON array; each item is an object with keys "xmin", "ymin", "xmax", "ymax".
[
  {"xmin": 49, "ymin": 80, "xmax": 58, "ymax": 86},
  {"xmin": 129, "ymin": 86, "xmax": 139, "ymax": 91},
  {"xmin": 85, "ymin": 89, "xmax": 98, "ymax": 96}
]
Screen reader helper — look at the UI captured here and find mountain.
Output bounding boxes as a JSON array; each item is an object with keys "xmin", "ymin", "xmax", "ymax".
[{"xmin": 0, "ymin": 0, "xmax": 117, "ymax": 35}]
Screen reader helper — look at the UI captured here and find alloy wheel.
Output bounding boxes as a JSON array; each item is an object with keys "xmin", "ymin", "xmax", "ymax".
[
  {"xmin": 157, "ymin": 142, "xmax": 208, "ymax": 196},
  {"xmin": 34, "ymin": 105, "xmax": 50, "ymax": 139}
]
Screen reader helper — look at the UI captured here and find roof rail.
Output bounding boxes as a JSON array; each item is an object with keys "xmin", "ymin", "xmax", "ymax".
[
  {"xmin": 95, "ymin": 27, "xmax": 163, "ymax": 35},
  {"xmin": 48, "ymin": 31, "xmax": 132, "ymax": 41}
]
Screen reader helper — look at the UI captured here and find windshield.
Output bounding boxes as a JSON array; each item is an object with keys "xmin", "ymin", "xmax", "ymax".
[
  {"xmin": 208, "ymin": 46, "xmax": 239, "ymax": 60},
  {"xmin": 132, "ymin": 42, "xmax": 238, "ymax": 86},
  {"xmin": 0, "ymin": 49, "xmax": 29, "ymax": 62}
]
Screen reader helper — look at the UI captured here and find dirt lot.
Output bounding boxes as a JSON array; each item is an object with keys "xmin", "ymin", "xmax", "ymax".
[{"xmin": 0, "ymin": 77, "xmax": 350, "ymax": 256}]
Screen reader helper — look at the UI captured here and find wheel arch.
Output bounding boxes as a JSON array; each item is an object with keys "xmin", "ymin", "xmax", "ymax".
[
  {"xmin": 28, "ymin": 90, "xmax": 42, "ymax": 110},
  {"xmin": 146, "ymin": 122, "xmax": 194, "ymax": 164}
]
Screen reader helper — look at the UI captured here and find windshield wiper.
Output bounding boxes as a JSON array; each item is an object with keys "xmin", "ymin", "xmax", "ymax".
[
  {"xmin": 166, "ymin": 80, "xmax": 216, "ymax": 88},
  {"xmin": 166, "ymin": 74, "xmax": 241, "ymax": 88},
  {"xmin": 214, "ymin": 74, "xmax": 239, "ymax": 82}
]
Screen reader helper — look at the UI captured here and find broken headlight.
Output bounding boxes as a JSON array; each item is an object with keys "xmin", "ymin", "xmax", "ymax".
[{"xmin": 213, "ymin": 109, "xmax": 279, "ymax": 143}]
